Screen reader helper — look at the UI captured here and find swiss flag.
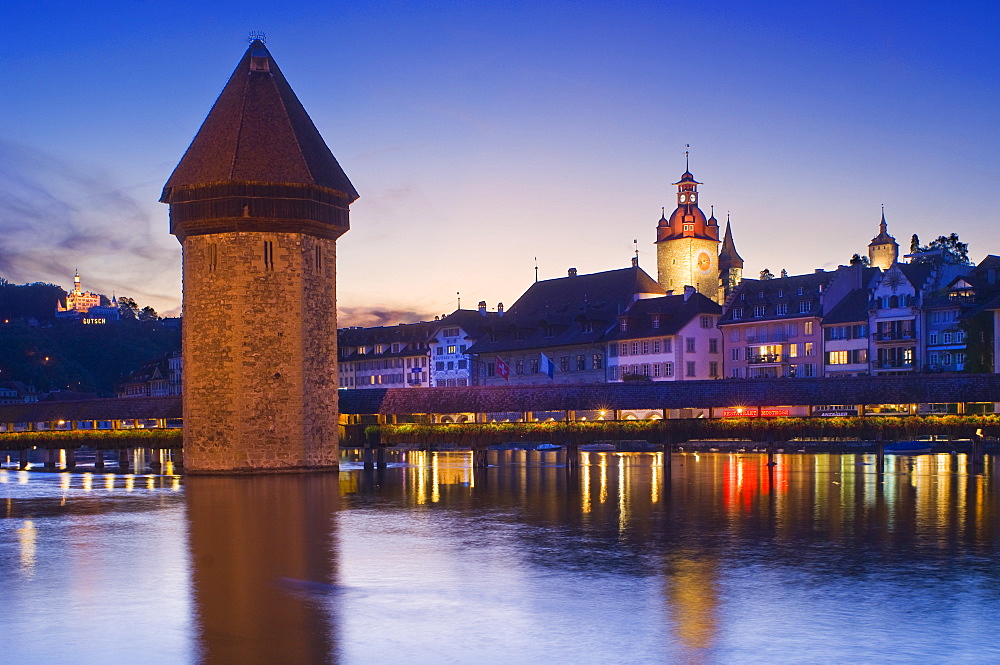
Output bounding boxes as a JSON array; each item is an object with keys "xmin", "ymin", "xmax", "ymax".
[{"xmin": 496, "ymin": 356, "xmax": 510, "ymax": 381}]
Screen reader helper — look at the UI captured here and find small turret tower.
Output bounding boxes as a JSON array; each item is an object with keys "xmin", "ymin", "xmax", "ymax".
[
  {"xmin": 868, "ymin": 208, "xmax": 899, "ymax": 270},
  {"xmin": 718, "ymin": 214, "xmax": 744, "ymax": 300},
  {"xmin": 161, "ymin": 38, "xmax": 358, "ymax": 472}
]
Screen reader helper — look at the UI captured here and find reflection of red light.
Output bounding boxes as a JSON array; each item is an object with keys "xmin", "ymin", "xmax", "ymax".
[{"xmin": 723, "ymin": 456, "xmax": 789, "ymax": 513}]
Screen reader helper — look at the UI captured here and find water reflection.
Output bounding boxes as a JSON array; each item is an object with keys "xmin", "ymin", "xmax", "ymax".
[
  {"xmin": 186, "ymin": 474, "xmax": 340, "ymax": 665},
  {"xmin": 1, "ymin": 454, "xmax": 999, "ymax": 663},
  {"xmin": 343, "ymin": 452, "xmax": 1000, "ymax": 662}
]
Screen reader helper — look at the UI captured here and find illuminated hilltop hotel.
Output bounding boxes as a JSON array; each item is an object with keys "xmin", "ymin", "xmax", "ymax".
[{"xmin": 55, "ymin": 271, "xmax": 119, "ymax": 322}]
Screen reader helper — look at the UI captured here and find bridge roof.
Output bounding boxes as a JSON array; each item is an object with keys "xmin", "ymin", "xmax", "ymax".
[
  {"xmin": 338, "ymin": 374, "xmax": 1000, "ymax": 414},
  {"xmin": 0, "ymin": 396, "xmax": 181, "ymax": 423}
]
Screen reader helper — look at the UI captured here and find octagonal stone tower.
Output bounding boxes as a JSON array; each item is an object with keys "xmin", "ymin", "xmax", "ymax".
[{"xmin": 161, "ymin": 40, "xmax": 358, "ymax": 472}]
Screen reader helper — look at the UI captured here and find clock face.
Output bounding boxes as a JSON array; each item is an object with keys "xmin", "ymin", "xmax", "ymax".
[
  {"xmin": 679, "ymin": 194, "xmax": 687, "ymax": 203},
  {"xmin": 697, "ymin": 251, "xmax": 712, "ymax": 272},
  {"xmin": 690, "ymin": 194, "xmax": 697, "ymax": 203}
]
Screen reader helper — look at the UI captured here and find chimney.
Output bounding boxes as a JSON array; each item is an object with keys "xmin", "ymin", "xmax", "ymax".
[
  {"xmin": 478, "ymin": 300, "xmax": 487, "ymax": 315},
  {"xmin": 568, "ymin": 268, "xmax": 578, "ymax": 277},
  {"xmin": 683, "ymin": 285, "xmax": 696, "ymax": 301},
  {"xmin": 497, "ymin": 302, "xmax": 504, "ymax": 316}
]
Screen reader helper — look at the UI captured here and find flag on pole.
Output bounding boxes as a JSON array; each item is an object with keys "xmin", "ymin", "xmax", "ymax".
[
  {"xmin": 496, "ymin": 356, "xmax": 510, "ymax": 381},
  {"xmin": 540, "ymin": 352, "xmax": 555, "ymax": 379}
]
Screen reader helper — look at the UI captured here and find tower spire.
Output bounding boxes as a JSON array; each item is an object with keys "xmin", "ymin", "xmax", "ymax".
[{"xmin": 684, "ymin": 144, "xmax": 690, "ymax": 172}]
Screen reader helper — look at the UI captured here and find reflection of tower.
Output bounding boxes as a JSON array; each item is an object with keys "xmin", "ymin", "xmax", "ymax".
[
  {"xmin": 161, "ymin": 39, "xmax": 357, "ymax": 471},
  {"xmin": 717, "ymin": 215, "xmax": 744, "ymax": 301},
  {"xmin": 664, "ymin": 555, "xmax": 719, "ymax": 656},
  {"xmin": 655, "ymin": 166, "xmax": 721, "ymax": 302},
  {"xmin": 187, "ymin": 476, "xmax": 340, "ymax": 663},
  {"xmin": 868, "ymin": 208, "xmax": 899, "ymax": 270}
]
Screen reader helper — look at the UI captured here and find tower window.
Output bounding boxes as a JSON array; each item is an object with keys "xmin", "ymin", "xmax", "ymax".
[
  {"xmin": 315, "ymin": 246, "xmax": 323, "ymax": 272},
  {"xmin": 263, "ymin": 240, "xmax": 274, "ymax": 271},
  {"xmin": 208, "ymin": 243, "xmax": 218, "ymax": 272}
]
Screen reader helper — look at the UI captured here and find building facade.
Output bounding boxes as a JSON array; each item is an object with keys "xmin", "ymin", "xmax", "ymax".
[
  {"xmin": 469, "ymin": 265, "xmax": 665, "ymax": 385},
  {"xmin": 606, "ymin": 289, "xmax": 723, "ymax": 382}
]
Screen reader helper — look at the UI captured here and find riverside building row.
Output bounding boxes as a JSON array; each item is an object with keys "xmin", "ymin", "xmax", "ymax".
[{"xmin": 338, "ymin": 167, "xmax": 1000, "ymax": 388}]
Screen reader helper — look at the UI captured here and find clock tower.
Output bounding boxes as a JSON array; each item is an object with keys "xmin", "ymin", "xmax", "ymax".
[{"xmin": 655, "ymin": 166, "xmax": 721, "ymax": 302}]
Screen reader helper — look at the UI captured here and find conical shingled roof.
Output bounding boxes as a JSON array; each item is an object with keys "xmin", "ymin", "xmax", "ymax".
[
  {"xmin": 161, "ymin": 40, "xmax": 358, "ymax": 201},
  {"xmin": 718, "ymin": 219, "xmax": 744, "ymax": 269}
]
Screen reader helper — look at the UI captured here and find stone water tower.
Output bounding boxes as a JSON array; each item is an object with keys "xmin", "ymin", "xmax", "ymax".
[{"xmin": 161, "ymin": 39, "xmax": 358, "ymax": 472}]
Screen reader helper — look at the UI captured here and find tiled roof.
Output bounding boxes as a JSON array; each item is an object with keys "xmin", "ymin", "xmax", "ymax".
[
  {"xmin": 161, "ymin": 40, "xmax": 358, "ymax": 200},
  {"xmin": 0, "ymin": 396, "xmax": 181, "ymax": 423},
  {"xmin": 719, "ymin": 271, "xmax": 831, "ymax": 324},
  {"xmin": 606, "ymin": 293, "xmax": 721, "ymax": 340},
  {"xmin": 338, "ymin": 374, "xmax": 1000, "ymax": 414},
  {"xmin": 468, "ymin": 266, "xmax": 665, "ymax": 354},
  {"xmin": 429, "ymin": 309, "xmax": 500, "ymax": 339},
  {"xmin": 821, "ymin": 289, "xmax": 871, "ymax": 325}
]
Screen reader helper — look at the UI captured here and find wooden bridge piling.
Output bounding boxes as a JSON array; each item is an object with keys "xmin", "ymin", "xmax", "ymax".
[
  {"xmin": 149, "ymin": 449, "xmax": 162, "ymax": 473},
  {"xmin": 565, "ymin": 443, "xmax": 580, "ymax": 472},
  {"xmin": 18, "ymin": 448, "xmax": 27, "ymax": 470},
  {"xmin": 64, "ymin": 448, "xmax": 76, "ymax": 470},
  {"xmin": 94, "ymin": 449, "xmax": 105, "ymax": 470},
  {"xmin": 118, "ymin": 449, "xmax": 130, "ymax": 472},
  {"xmin": 875, "ymin": 433, "xmax": 885, "ymax": 474},
  {"xmin": 971, "ymin": 430, "xmax": 985, "ymax": 469}
]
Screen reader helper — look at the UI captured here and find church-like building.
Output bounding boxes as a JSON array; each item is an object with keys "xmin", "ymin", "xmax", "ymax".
[{"xmin": 655, "ymin": 166, "xmax": 743, "ymax": 304}]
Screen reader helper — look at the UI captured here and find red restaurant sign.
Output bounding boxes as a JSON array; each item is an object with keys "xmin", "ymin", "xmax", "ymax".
[{"xmin": 719, "ymin": 407, "xmax": 790, "ymax": 418}]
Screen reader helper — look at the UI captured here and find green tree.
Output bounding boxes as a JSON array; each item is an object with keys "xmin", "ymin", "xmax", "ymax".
[
  {"xmin": 118, "ymin": 296, "xmax": 139, "ymax": 320},
  {"xmin": 910, "ymin": 234, "xmax": 921, "ymax": 254},
  {"xmin": 850, "ymin": 253, "xmax": 870, "ymax": 266},
  {"xmin": 759, "ymin": 268, "xmax": 774, "ymax": 280},
  {"xmin": 911, "ymin": 233, "xmax": 971, "ymax": 266},
  {"xmin": 138, "ymin": 306, "xmax": 159, "ymax": 322}
]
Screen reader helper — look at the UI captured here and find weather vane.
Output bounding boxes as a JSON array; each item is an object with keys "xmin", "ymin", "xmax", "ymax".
[
  {"xmin": 249, "ymin": 31, "xmax": 266, "ymax": 44},
  {"xmin": 685, "ymin": 144, "xmax": 690, "ymax": 171}
]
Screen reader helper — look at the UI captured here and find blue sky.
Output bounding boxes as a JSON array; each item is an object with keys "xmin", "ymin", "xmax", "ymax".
[{"xmin": 2, "ymin": 1, "xmax": 998, "ymax": 323}]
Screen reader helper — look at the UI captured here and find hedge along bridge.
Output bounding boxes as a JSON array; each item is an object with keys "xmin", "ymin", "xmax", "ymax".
[
  {"xmin": 0, "ymin": 396, "xmax": 182, "ymax": 472},
  {"xmin": 340, "ymin": 373, "xmax": 1000, "ymax": 451},
  {"xmin": 3, "ymin": 374, "xmax": 1000, "ymax": 472}
]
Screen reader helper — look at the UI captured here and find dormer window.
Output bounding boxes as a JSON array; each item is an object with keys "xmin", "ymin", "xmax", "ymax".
[
  {"xmin": 652, "ymin": 314, "xmax": 660, "ymax": 329},
  {"xmin": 582, "ymin": 322, "xmax": 594, "ymax": 333},
  {"xmin": 620, "ymin": 320, "xmax": 628, "ymax": 332}
]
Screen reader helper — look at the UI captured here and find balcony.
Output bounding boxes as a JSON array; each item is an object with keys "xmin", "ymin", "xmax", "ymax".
[
  {"xmin": 875, "ymin": 360, "xmax": 915, "ymax": 370},
  {"xmin": 748, "ymin": 354, "xmax": 783, "ymax": 364},
  {"xmin": 874, "ymin": 332, "xmax": 914, "ymax": 342}
]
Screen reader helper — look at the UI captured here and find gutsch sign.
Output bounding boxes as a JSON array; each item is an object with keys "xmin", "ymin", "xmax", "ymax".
[{"xmin": 719, "ymin": 407, "xmax": 790, "ymax": 418}]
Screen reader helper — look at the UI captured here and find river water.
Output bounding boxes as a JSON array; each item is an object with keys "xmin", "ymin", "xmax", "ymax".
[{"xmin": 1, "ymin": 451, "xmax": 999, "ymax": 664}]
